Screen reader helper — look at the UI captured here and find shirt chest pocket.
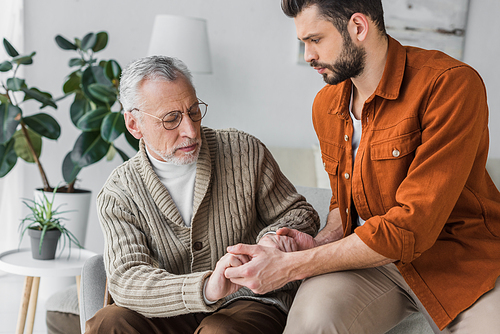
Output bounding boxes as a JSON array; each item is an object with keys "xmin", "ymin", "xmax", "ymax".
[
  {"xmin": 370, "ymin": 130, "xmax": 421, "ymax": 210},
  {"xmin": 320, "ymin": 152, "xmax": 340, "ymax": 207},
  {"xmin": 371, "ymin": 130, "xmax": 421, "ymax": 161}
]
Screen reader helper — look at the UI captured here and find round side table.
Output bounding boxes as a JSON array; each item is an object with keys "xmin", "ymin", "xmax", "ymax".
[{"xmin": 0, "ymin": 248, "xmax": 97, "ymax": 334}]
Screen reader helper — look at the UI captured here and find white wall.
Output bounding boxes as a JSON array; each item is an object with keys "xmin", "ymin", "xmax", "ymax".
[
  {"xmin": 463, "ymin": 0, "xmax": 500, "ymax": 157},
  {"xmin": 19, "ymin": 0, "xmax": 499, "ymax": 253}
]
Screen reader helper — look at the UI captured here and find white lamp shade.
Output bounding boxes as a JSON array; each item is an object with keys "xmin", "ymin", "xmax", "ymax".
[{"xmin": 148, "ymin": 15, "xmax": 212, "ymax": 74}]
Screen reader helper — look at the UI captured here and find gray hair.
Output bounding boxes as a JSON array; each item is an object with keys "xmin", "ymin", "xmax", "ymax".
[{"xmin": 119, "ymin": 55, "xmax": 194, "ymax": 114}]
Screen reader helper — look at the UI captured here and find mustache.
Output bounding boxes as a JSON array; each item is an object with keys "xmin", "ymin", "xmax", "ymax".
[
  {"xmin": 174, "ymin": 138, "xmax": 201, "ymax": 150},
  {"xmin": 310, "ymin": 60, "xmax": 327, "ymax": 69},
  {"xmin": 310, "ymin": 60, "xmax": 336, "ymax": 73}
]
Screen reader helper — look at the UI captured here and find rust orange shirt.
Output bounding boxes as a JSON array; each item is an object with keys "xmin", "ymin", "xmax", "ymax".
[{"xmin": 313, "ymin": 36, "xmax": 500, "ymax": 330}]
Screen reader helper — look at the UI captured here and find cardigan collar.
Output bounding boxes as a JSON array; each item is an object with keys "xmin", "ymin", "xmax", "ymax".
[{"xmin": 134, "ymin": 127, "xmax": 212, "ymax": 227}]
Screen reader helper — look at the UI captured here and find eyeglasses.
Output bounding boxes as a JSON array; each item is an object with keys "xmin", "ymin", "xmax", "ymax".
[{"xmin": 130, "ymin": 99, "xmax": 208, "ymax": 130}]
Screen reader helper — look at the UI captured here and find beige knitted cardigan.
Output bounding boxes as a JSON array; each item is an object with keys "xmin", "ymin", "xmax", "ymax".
[{"xmin": 97, "ymin": 127, "xmax": 319, "ymax": 318}]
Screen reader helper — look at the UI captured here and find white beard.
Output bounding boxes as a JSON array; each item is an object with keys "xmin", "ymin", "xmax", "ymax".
[{"xmin": 143, "ymin": 138, "xmax": 200, "ymax": 166}]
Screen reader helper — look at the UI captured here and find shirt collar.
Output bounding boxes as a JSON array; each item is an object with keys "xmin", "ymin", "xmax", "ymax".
[{"xmin": 372, "ymin": 35, "xmax": 406, "ymax": 101}]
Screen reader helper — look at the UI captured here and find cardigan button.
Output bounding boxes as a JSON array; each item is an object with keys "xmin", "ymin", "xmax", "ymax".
[
  {"xmin": 193, "ymin": 242, "xmax": 203, "ymax": 251},
  {"xmin": 392, "ymin": 149, "xmax": 400, "ymax": 158},
  {"xmin": 344, "ymin": 135, "xmax": 349, "ymax": 141},
  {"xmin": 344, "ymin": 173, "xmax": 350, "ymax": 180}
]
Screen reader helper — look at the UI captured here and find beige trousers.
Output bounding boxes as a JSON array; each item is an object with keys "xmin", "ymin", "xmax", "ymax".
[{"xmin": 284, "ymin": 264, "xmax": 500, "ymax": 334}]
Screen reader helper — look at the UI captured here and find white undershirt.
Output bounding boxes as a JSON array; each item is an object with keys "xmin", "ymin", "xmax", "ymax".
[
  {"xmin": 349, "ymin": 87, "xmax": 366, "ymax": 227},
  {"xmin": 146, "ymin": 147, "xmax": 196, "ymax": 227}
]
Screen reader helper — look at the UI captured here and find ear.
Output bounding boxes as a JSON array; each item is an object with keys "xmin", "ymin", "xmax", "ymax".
[
  {"xmin": 124, "ymin": 111, "xmax": 143, "ymax": 139},
  {"xmin": 349, "ymin": 13, "xmax": 369, "ymax": 42}
]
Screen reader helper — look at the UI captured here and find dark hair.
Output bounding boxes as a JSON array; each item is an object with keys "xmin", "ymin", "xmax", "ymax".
[{"xmin": 281, "ymin": 0, "xmax": 386, "ymax": 36}]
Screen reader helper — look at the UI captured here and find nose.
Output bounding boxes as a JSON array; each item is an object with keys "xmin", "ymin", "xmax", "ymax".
[
  {"xmin": 304, "ymin": 44, "xmax": 318, "ymax": 63},
  {"xmin": 177, "ymin": 113, "xmax": 198, "ymax": 138}
]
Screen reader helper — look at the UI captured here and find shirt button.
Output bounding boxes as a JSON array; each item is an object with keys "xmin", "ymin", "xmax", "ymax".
[
  {"xmin": 344, "ymin": 135, "xmax": 349, "ymax": 141},
  {"xmin": 193, "ymin": 242, "xmax": 203, "ymax": 251},
  {"xmin": 392, "ymin": 149, "xmax": 400, "ymax": 158},
  {"xmin": 344, "ymin": 173, "xmax": 350, "ymax": 180}
]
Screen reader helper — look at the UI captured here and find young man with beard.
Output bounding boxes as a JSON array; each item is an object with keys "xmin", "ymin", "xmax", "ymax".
[
  {"xmin": 85, "ymin": 55, "xmax": 319, "ymax": 333},
  {"xmin": 225, "ymin": 0, "xmax": 500, "ymax": 333}
]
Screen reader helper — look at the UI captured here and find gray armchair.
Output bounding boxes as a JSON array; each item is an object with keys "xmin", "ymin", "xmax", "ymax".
[{"xmin": 79, "ymin": 186, "xmax": 433, "ymax": 333}]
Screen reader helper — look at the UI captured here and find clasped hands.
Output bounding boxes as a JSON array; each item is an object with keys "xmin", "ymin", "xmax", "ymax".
[{"xmin": 204, "ymin": 227, "xmax": 316, "ymax": 302}]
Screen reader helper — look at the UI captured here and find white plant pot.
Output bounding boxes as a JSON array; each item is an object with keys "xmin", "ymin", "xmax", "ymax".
[{"xmin": 34, "ymin": 189, "xmax": 92, "ymax": 248}]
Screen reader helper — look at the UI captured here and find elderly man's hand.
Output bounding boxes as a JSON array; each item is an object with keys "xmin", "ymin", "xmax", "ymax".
[
  {"xmin": 204, "ymin": 253, "xmax": 250, "ymax": 302},
  {"xmin": 258, "ymin": 233, "xmax": 299, "ymax": 252}
]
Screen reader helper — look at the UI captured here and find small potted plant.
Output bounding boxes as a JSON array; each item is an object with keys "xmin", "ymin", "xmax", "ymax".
[{"xmin": 19, "ymin": 187, "xmax": 83, "ymax": 260}]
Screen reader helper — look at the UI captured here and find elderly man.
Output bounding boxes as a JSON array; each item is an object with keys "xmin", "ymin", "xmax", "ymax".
[
  {"xmin": 85, "ymin": 55, "xmax": 319, "ymax": 333},
  {"xmin": 226, "ymin": 0, "xmax": 500, "ymax": 333}
]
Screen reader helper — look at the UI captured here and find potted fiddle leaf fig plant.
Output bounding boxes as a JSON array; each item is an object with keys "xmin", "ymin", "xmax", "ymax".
[
  {"xmin": 0, "ymin": 38, "xmax": 60, "ymax": 191},
  {"xmin": 55, "ymin": 31, "xmax": 139, "ymax": 193},
  {"xmin": 19, "ymin": 186, "xmax": 83, "ymax": 260}
]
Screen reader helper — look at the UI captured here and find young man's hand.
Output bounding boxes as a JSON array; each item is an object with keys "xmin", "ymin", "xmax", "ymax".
[{"xmin": 275, "ymin": 228, "xmax": 317, "ymax": 250}]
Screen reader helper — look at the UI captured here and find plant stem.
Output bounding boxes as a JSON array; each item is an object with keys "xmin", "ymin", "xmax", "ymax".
[
  {"xmin": 20, "ymin": 122, "xmax": 52, "ymax": 191},
  {"xmin": 67, "ymin": 180, "xmax": 75, "ymax": 193}
]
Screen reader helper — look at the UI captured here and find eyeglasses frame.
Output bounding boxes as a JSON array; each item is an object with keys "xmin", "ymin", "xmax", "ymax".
[{"xmin": 129, "ymin": 98, "xmax": 208, "ymax": 130}]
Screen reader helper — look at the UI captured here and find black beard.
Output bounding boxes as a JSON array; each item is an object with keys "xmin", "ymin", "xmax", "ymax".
[{"xmin": 311, "ymin": 36, "xmax": 366, "ymax": 85}]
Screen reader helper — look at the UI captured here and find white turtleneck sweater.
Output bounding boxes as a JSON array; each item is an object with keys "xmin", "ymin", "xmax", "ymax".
[{"xmin": 146, "ymin": 147, "xmax": 197, "ymax": 227}]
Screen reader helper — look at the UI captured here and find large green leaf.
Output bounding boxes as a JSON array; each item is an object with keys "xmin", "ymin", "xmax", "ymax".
[
  {"xmin": 7, "ymin": 78, "xmax": 26, "ymax": 91},
  {"xmin": 125, "ymin": 130, "xmax": 140, "ymax": 151},
  {"xmin": 68, "ymin": 58, "xmax": 85, "ymax": 68},
  {"xmin": 114, "ymin": 146, "xmax": 130, "ymax": 162},
  {"xmin": 81, "ymin": 33, "xmax": 97, "ymax": 52},
  {"xmin": 87, "ymin": 83, "xmax": 116, "ymax": 104},
  {"xmin": 105, "ymin": 60, "xmax": 121, "ymax": 81},
  {"xmin": 70, "ymin": 131, "xmax": 110, "ymax": 168},
  {"xmin": 63, "ymin": 71, "xmax": 82, "ymax": 94},
  {"xmin": 0, "ymin": 103, "xmax": 21, "ymax": 144},
  {"xmin": 101, "ymin": 111, "xmax": 126, "ymax": 143},
  {"xmin": 76, "ymin": 107, "xmax": 109, "ymax": 131},
  {"xmin": 92, "ymin": 32, "xmax": 108, "ymax": 52},
  {"xmin": 81, "ymin": 65, "xmax": 112, "ymax": 105},
  {"xmin": 3, "ymin": 38, "xmax": 19, "ymax": 57},
  {"xmin": 0, "ymin": 138, "xmax": 17, "ymax": 177},
  {"xmin": 106, "ymin": 144, "xmax": 116, "ymax": 161},
  {"xmin": 0, "ymin": 61, "xmax": 12, "ymax": 72},
  {"xmin": 12, "ymin": 52, "xmax": 36, "ymax": 65},
  {"xmin": 13, "ymin": 128, "xmax": 42, "ymax": 163},
  {"xmin": 55, "ymin": 35, "xmax": 77, "ymax": 50},
  {"xmin": 62, "ymin": 151, "xmax": 81, "ymax": 184},
  {"xmin": 21, "ymin": 87, "xmax": 57, "ymax": 109},
  {"xmin": 23, "ymin": 113, "xmax": 61, "ymax": 140},
  {"xmin": 70, "ymin": 93, "xmax": 91, "ymax": 126}
]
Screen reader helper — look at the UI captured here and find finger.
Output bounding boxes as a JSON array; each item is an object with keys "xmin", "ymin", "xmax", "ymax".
[
  {"xmin": 235, "ymin": 254, "xmax": 251, "ymax": 264},
  {"xmin": 227, "ymin": 244, "xmax": 259, "ymax": 256},
  {"xmin": 224, "ymin": 264, "xmax": 246, "ymax": 279},
  {"xmin": 276, "ymin": 227, "xmax": 296, "ymax": 237}
]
